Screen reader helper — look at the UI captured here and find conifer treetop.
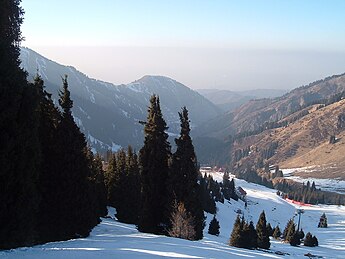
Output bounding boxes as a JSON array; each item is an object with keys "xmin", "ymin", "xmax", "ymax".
[{"xmin": 58, "ymin": 75, "xmax": 73, "ymax": 116}]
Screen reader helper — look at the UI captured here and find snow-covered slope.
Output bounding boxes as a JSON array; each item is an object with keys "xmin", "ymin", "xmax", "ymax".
[
  {"xmin": 20, "ymin": 47, "xmax": 221, "ymax": 152},
  {"xmin": 2, "ymin": 175, "xmax": 344, "ymax": 259}
]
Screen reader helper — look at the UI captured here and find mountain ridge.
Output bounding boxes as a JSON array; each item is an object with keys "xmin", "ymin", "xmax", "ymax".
[
  {"xmin": 196, "ymin": 72, "xmax": 345, "ymax": 140},
  {"xmin": 20, "ymin": 47, "xmax": 221, "ymax": 153},
  {"xmin": 197, "ymin": 88, "xmax": 288, "ymax": 112}
]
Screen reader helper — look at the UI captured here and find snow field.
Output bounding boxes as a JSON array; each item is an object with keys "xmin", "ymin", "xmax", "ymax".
[{"xmin": 1, "ymin": 174, "xmax": 344, "ymax": 258}]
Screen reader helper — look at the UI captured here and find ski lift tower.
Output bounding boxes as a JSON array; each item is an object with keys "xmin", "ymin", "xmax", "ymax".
[{"xmin": 296, "ymin": 208, "xmax": 305, "ymax": 231}]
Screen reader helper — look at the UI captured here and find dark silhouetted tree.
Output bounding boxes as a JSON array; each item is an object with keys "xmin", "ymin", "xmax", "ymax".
[
  {"xmin": 46, "ymin": 76, "xmax": 99, "ymax": 241},
  {"xmin": 229, "ymin": 215, "xmax": 245, "ymax": 248},
  {"xmin": 105, "ymin": 153, "xmax": 119, "ymax": 208},
  {"xmin": 289, "ymin": 232, "xmax": 301, "ymax": 246},
  {"xmin": 304, "ymin": 232, "xmax": 314, "ymax": 246},
  {"xmin": 266, "ymin": 223, "xmax": 273, "ymax": 236},
  {"xmin": 200, "ymin": 174, "xmax": 217, "ymax": 214},
  {"xmin": 243, "ymin": 221, "xmax": 258, "ymax": 249},
  {"xmin": 34, "ymin": 74, "xmax": 61, "ymax": 242},
  {"xmin": 87, "ymin": 151, "xmax": 107, "ymax": 217},
  {"xmin": 168, "ymin": 107, "xmax": 205, "ymax": 239},
  {"xmin": 116, "ymin": 146, "xmax": 140, "ymax": 224},
  {"xmin": 222, "ymin": 172, "xmax": 238, "ymax": 201},
  {"xmin": 312, "ymin": 235, "xmax": 319, "ymax": 247},
  {"xmin": 138, "ymin": 95, "xmax": 171, "ymax": 234},
  {"xmin": 0, "ymin": 0, "xmax": 40, "ymax": 249},
  {"xmin": 256, "ymin": 211, "xmax": 270, "ymax": 249},
  {"xmin": 208, "ymin": 215, "xmax": 220, "ymax": 236}
]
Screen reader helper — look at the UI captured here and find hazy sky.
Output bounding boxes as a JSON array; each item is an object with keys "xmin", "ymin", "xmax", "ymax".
[{"xmin": 21, "ymin": 0, "xmax": 345, "ymax": 90}]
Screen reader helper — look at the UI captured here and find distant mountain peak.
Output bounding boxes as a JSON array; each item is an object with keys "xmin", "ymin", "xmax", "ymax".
[
  {"xmin": 133, "ymin": 75, "xmax": 180, "ymax": 86},
  {"xmin": 140, "ymin": 75, "xmax": 174, "ymax": 81}
]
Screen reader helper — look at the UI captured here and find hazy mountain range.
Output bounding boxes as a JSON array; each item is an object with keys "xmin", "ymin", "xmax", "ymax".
[
  {"xmin": 20, "ymin": 47, "xmax": 345, "ymax": 178},
  {"xmin": 20, "ymin": 47, "xmax": 221, "ymax": 152},
  {"xmin": 197, "ymin": 88, "xmax": 288, "ymax": 111}
]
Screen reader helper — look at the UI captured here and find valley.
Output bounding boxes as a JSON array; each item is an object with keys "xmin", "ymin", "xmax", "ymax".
[
  {"xmin": 2, "ymin": 1, "xmax": 345, "ymax": 258},
  {"xmin": 20, "ymin": 46, "xmax": 345, "ymax": 185}
]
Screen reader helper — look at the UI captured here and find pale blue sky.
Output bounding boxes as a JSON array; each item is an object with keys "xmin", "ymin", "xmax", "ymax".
[{"xmin": 21, "ymin": 0, "xmax": 345, "ymax": 90}]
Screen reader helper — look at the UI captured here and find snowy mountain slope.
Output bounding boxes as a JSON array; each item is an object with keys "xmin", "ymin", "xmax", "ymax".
[
  {"xmin": 196, "ymin": 73, "xmax": 345, "ymax": 141},
  {"xmin": 2, "ymin": 175, "xmax": 344, "ymax": 259},
  {"xmin": 282, "ymin": 167, "xmax": 345, "ymax": 194},
  {"xmin": 20, "ymin": 47, "xmax": 221, "ymax": 152}
]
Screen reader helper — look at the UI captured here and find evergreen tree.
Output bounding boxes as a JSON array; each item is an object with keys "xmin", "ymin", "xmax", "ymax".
[
  {"xmin": 284, "ymin": 220, "xmax": 296, "ymax": 243},
  {"xmin": 112, "ymin": 149, "xmax": 127, "ymax": 219},
  {"xmin": 282, "ymin": 219, "xmax": 294, "ymax": 240},
  {"xmin": 297, "ymin": 229, "xmax": 305, "ymax": 240},
  {"xmin": 304, "ymin": 232, "xmax": 313, "ymax": 246},
  {"xmin": 87, "ymin": 151, "xmax": 107, "ymax": 217},
  {"xmin": 34, "ymin": 75, "xmax": 62, "ymax": 242},
  {"xmin": 289, "ymin": 232, "xmax": 301, "ymax": 246},
  {"xmin": 272, "ymin": 225, "xmax": 281, "ymax": 239},
  {"xmin": 230, "ymin": 216, "xmax": 257, "ymax": 249},
  {"xmin": 200, "ymin": 174, "xmax": 217, "ymax": 214},
  {"xmin": 229, "ymin": 179, "xmax": 238, "ymax": 200},
  {"xmin": 0, "ymin": 0, "xmax": 41, "ymax": 249},
  {"xmin": 138, "ymin": 95, "xmax": 171, "ymax": 234},
  {"xmin": 256, "ymin": 211, "xmax": 270, "ymax": 249},
  {"xmin": 105, "ymin": 153, "xmax": 120, "ymax": 208},
  {"xmin": 229, "ymin": 215, "xmax": 245, "ymax": 248},
  {"xmin": 312, "ymin": 235, "xmax": 319, "ymax": 247},
  {"xmin": 45, "ymin": 76, "xmax": 99, "ymax": 241},
  {"xmin": 304, "ymin": 232, "xmax": 319, "ymax": 247},
  {"xmin": 243, "ymin": 221, "xmax": 258, "ymax": 249},
  {"xmin": 266, "ymin": 223, "xmax": 273, "ymax": 236},
  {"xmin": 116, "ymin": 146, "xmax": 140, "ymax": 224},
  {"xmin": 222, "ymin": 172, "xmax": 231, "ymax": 200},
  {"xmin": 208, "ymin": 215, "xmax": 220, "ymax": 236},
  {"xmin": 168, "ymin": 107, "xmax": 205, "ymax": 239}
]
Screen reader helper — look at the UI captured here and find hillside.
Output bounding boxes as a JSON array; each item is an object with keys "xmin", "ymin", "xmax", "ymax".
[
  {"xmin": 197, "ymin": 88, "xmax": 287, "ymax": 112},
  {"xmin": 196, "ymin": 73, "xmax": 345, "ymax": 139},
  {"xmin": 2, "ymin": 175, "xmax": 344, "ymax": 258},
  {"xmin": 232, "ymin": 99, "xmax": 345, "ymax": 179},
  {"xmin": 20, "ymin": 47, "xmax": 221, "ymax": 152}
]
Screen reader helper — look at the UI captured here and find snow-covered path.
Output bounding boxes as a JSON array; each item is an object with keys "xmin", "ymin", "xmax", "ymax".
[{"xmin": 1, "ymin": 175, "xmax": 345, "ymax": 259}]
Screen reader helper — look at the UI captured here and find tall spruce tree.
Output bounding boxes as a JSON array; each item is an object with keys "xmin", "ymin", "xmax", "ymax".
[
  {"xmin": 105, "ymin": 153, "xmax": 120, "ymax": 208},
  {"xmin": 229, "ymin": 215, "xmax": 245, "ymax": 248},
  {"xmin": 115, "ymin": 147, "xmax": 141, "ymax": 224},
  {"xmin": 200, "ymin": 174, "xmax": 217, "ymax": 214},
  {"xmin": 283, "ymin": 219, "xmax": 295, "ymax": 241},
  {"xmin": 256, "ymin": 211, "xmax": 270, "ymax": 249},
  {"xmin": 0, "ymin": 0, "xmax": 40, "ymax": 249},
  {"xmin": 245, "ymin": 221, "xmax": 258, "ymax": 249},
  {"xmin": 33, "ymin": 74, "xmax": 62, "ymax": 242},
  {"xmin": 138, "ymin": 95, "xmax": 171, "ymax": 234},
  {"xmin": 114, "ymin": 148, "xmax": 127, "ymax": 218},
  {"xmin": 168, "ymin": 107, "xmax": 205, "ymax": 240},
  {"xmin": 86, "ymin": 151, "xmax": 107, "ymax": 218},
  {"xmin": 45, "ymin": 76, "xmax": 99, "ymax": 241},
  {"xmin": 222, "ymin": 173, "xmax": 238, "ymax": 201}
]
